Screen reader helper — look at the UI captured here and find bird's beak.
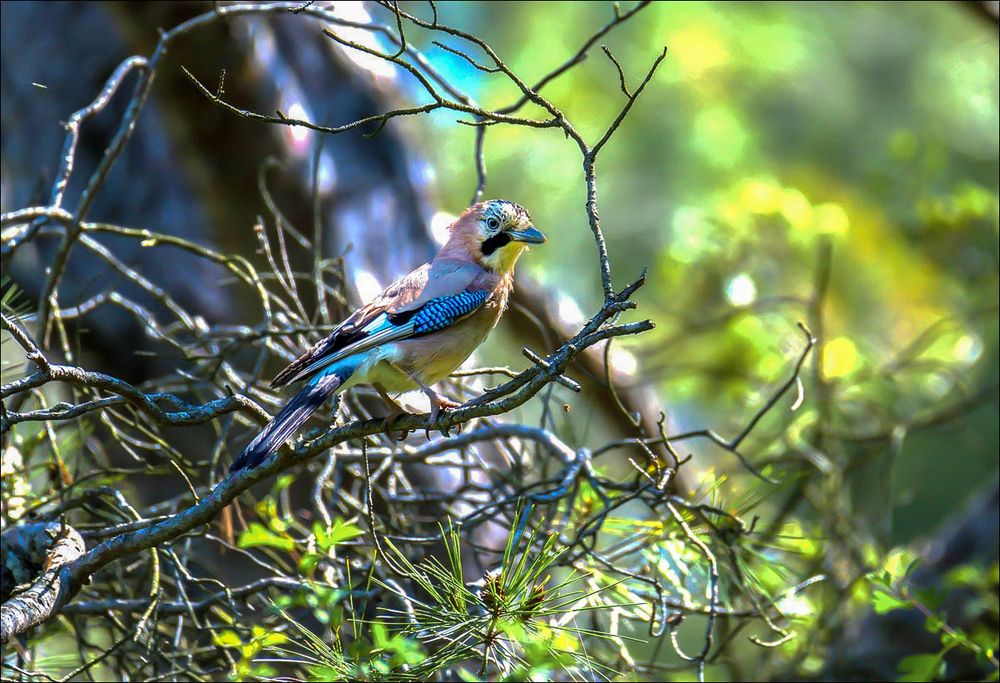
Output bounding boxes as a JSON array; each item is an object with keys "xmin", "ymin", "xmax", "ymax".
[{"xmin": 508, "ymin": 226, "xmax": 547, "ymax": 245}]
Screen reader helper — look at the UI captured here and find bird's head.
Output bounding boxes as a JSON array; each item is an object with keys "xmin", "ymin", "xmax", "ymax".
[{"xmin": 447, "ymin": 199, "xmax": 546, "ymax": 273}]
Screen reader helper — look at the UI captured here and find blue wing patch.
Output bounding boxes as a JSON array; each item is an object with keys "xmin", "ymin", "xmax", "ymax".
[
  {"xmin": 278, "ymin": 290, "xmax": 490, "ymax": 383},
  {"xmin": 390, "ymin": 290, "xmax": 489, "ymax": 335}
]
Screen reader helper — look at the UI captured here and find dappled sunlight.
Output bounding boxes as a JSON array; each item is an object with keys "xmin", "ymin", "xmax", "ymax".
[
  {"xmin": 821, "ymin": 336, "xmax": 860, "ymax": 380},
  {"xmin": 327, "ymin": 2, "xmax": 398, "ymax": 80},
  {"xmin": 353, "ymin": 268, "xmax": 383, "ymax": 304},
  {"xmin": 667, "ymin": 24, "xmax": 731, "ymax": 81},
  {"xmin": 429, "ymin": 210, "xmax": 456, "ymax": 246}
]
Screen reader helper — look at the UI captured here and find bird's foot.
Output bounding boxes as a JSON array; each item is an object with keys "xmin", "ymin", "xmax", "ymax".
[
  {"xmin": 375, "ymin": 383, "xmax": 412, "ymax": 440},
  {"xmin": 382, "ymin": 409, "xmax": 412, "ymax": 441},
  {"xmin": 426, "ymin": 395, "xmax": 463, "ymax": 439}
]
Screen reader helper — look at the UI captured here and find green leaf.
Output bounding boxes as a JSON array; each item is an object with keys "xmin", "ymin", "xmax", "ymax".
[
  {"xmin": 255, "ymin": 497, "xmax": 278, "ymax": 521},
  {"xmin": 944, "ymin": 564, "xmax": 982, "ymax": 590},
  {"xmin": 897, "ymin": 653, "xmax": 943, "ymax": 682},
  {"xmin": 923, "ymin": 614, "xmax": 944, "ymax": 634},
  {"xmin": 212, "ymin": 630, "xmax": 243, "ymax": 648},
  {"xmin": 259, "ymin": 632, "xmax": 289, "ymax": 648},
  {"xmin": 867, "ymin": 570, "xmax": 892, "ymax": 590},
  {"xmin": 873, "ymin": 589, "xmax": 909, "ymax": 614},
  {"xmin": 328, "ymin": 518, "xmax": 363, "ymax": 544},
  {"xmin": 939, "ymin": 629, "xmax": 968, "ymax": 649},
  {"xmin": 313, "ymin": 518, "xmax": 363, "ymax": 551},
  {"xmin": 884, "ymin": 548, "xmax": 918, "ymax": 581},
  {"xmin": 298, "ymin": 552, "xmax": 323, "ymax": 576},
  {"xmin": 251, "ymin": 664, "xmax": 278, "ymax": 678},
  {"xmin": 272, "ymin": 474, "xmax": 295, "ymax": 493},
  {"xmin": 238, "ymin": 522, "xmax": 296, "ymax": 552},
  {"xmin": 371, "ymin": 622, "xmax": 389, "ymax": 647}
]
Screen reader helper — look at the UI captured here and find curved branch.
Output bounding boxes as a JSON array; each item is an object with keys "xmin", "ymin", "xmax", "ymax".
[{"xmin": 1, "ymin": 523, "xmax": 85, "ymax": 644}]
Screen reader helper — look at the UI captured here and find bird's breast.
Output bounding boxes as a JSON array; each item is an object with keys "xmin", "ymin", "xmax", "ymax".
[{"xmin": 394, "ymin": 300, "xmax": 503, "ymax": 385}]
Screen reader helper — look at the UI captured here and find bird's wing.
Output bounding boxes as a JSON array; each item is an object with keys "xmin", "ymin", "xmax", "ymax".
[{"xmin": 271, "ymin": 259, "xmax": 486, "ymax": 387}]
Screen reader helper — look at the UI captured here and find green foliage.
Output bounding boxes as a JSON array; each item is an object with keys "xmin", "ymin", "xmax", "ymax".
[
  {"xmin": 238, "ymin": 522, "xmax": 297, "ymax": 552},
  {"xmin": 866, "ymin": 552, "xmax": 1000, "ymax": 681},
  {"xmin": 212, "ymin": 626, "xmax": 290, "ymax": 680},
  {"xmin": 239, "ymin": 511, "xmax": 622, "ymax": 681},
  {"xmin": 897, "ymin": 653, "xmax": 947, "ymax": 683},
  {"xmin": 261, "ymin": 607, "xmax": 427, "ymax": 681},
  {"xmin": 423, "ymin": 0, "xmax": 999, "ymax": 541},
  {"xmin": 1, "ymin": 275, "xmax": 30, "ymax": 318},
  {"xmin": 1, "ymin": 275, "xmax": 30, "ymax": 379},
  {"xmin": 373, "ymin": 515, "xmax": 621, "ymax": 680}
]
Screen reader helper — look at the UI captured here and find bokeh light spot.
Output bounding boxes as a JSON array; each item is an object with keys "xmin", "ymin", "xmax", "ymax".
[
  {"xmin": 691, "ymin": 106, "xmax": 748, "ymax": 168},
  {"xmin": 557, "ymin": 293, "xmax": 585, "ymax": 326},
  {"xmin": 725, "ymin": 272, "xmax": 757, "ymax": 306},
  {"xmin": 609, "ymin": 344, "xmax": 638, "ymax": 377},
  {"xmin": 780, "ymin": 188, "xmax": 813, "ymax": 230},
  {"xmin": 813, "ymin": 203, "xmax": 850, "ymax": 234},
  {"xmin": 430, "ymin": 211, "xmax": 456, "ymax": 246},
  {"xmin": 668, "ymin": 25, "xmax": 730, "ymax": 79},
  {"xmin": 740, "ymin": 178, "xmax": 782, "ymax": 214},
  {"xmin": 285, "ymin": 102, "xmax": 311, "ymax": 151},
  {"xmin": 822, "ymin": 336, "xmax": 859, "ymax": 379},
  {"xmin": 354, "ymin": 270, "xmax": 383, "ymax": 304},
  {"xmin": 953, "ymin": 333, "xmax": 983, "ymax": 364}
]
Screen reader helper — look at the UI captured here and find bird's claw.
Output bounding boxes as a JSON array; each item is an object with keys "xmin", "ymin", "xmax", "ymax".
[
  {"xmin": 382, "ymin": 410, "xmax": 412, "ymax": 441},
  {"xmin": 426, "ymin": 396, "xmax": 462, "ymax": 440}
]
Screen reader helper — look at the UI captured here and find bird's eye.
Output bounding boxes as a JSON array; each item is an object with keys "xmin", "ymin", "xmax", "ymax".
[{"xmin": 486, "ymin": 217, "xmax": 500, "ymax": 231}]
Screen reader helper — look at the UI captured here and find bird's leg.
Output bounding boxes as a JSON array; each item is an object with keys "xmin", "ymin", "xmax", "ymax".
[
  {"xmin": 388, "ymin": 362, "xmax": 461, "ymax": 438},
  {"xmin": 419, "ymin": 386, "xmax": 462, "ymax": 439},
  {"xmin": 374, "ymin": 384, "xmax": 410, "ymax": 440}
]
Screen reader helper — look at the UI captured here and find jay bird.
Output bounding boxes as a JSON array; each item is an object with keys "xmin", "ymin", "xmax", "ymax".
[{"xmin": 230, "ymin": 199, "xmax": 546, "ymax": 471}]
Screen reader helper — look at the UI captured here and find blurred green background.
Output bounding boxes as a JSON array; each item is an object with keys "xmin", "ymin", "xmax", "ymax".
[{"xmin": 404, "ymin": 0, "xmax": 998, "ymax": 544}]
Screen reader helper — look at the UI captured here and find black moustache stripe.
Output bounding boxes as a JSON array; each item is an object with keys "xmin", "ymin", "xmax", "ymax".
[{"xmin": 481, "ymin": 231, "xmax": 512, "ymax": 256}]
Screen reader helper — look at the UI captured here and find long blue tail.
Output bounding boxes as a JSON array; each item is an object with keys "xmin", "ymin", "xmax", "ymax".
[{"xmin": 230, "ymin": 361, "xmax": 357, "ymax": 472}]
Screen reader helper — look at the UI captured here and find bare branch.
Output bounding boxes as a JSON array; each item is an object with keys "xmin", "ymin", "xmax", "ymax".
[{"xmin": 1, "ymin": 523, "xmax": 85, "ymax": 644}]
